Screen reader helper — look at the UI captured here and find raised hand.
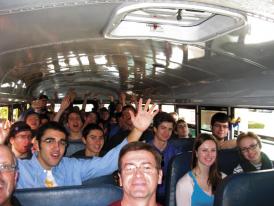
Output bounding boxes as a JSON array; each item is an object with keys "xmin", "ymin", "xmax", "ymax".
[{"xmin": 129, "ymin": 98, "xmax": 159, "ymax": 133}]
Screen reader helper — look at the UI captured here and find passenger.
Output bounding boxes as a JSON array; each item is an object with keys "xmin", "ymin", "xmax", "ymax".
[
  {"xmin": 176, "ymin": 133, "xmax": 224, "ymax": 206},
  {"xmin": 82, "ymin": 111, "xmax": 99, "ymax": 128},
  {"xmin": 0, "ymin": 145, "xmax": 19, "ymax": 206},
  {"xmin": 16, "ymin": 98, "xmax": 158, "ymax": 189},
  {"xmin": 5, "ymin": 121, "xmax": 32, "ymax": 159},
  {"xmin": 175, "ymin": 119, "xmax": 191, "ymax": 138},
  {"xmin": 211, "ymin": 113, "xmax": 236, "ymax": 149},
  {"xmin": 24, "ymin": 111, "xmax": 40, "ymax": 132},
  {"xmin": 66, "ymin": 110, "xmax": 83, "ymax": 141},
  {"xmin": 39, "ymin": 113, "xmax": 50, "ymax": 125},
  {"xmin": 71, "ymin": 124, "xmax": 105, "ymax": 158},
  {"xmin": 147, "ymin": 112, "xmax": 179, "ymax": 203},
  {"xmin": 109, "ymin": 142, "xmax": 163, "ymax": 206},
  {"xmin": 233, "ymin": 132, "xmax": 273, "ymax": 173},
  {"xmin": 104, "ymin": 105, "xmax": 137, "ymax": 151}
]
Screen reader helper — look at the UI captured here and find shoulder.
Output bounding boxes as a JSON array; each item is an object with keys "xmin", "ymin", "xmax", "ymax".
[
  {"xmin": 177, "ymin": 172, "xmax": 193, "ymax": 188},
  {"xmin": 108, "ymin": 200, "xmax": 121, "ymax": 206},
  {"xmin": 220, "ymin": 139, "xmax": 237, "ymax": 149}
]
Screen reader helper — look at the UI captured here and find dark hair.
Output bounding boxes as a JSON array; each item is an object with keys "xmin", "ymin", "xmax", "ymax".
[
  {"xmin": 210, "ymin": 112, "xmax": 229, "ymax": 127},
  {"xmin": 192, "ymin": 133, "xmax": 221, "ymax": 193},
  {"xmin": 6, "ymin": 121, "xmax": 32, "ymax": 144},
  {"xmin": 153, "ymin": 112, "xmax": 175, "ymax": 129},
  {"xmin": 176, "ymin": 119, "xmax": 187, "ymax": 130},
  {"xmin": 82, "ymin": 124, "xmax": 104, "ymax": 139},
  {"xmin": 121, "ymin": 105, "xmax": 136, "ymax": 114},
  {"xmin": 36, "ymin": 121, "xmax": 69, "ymax": 145},
  {"xmin": 118, "ymin": 142, "xmax": 162, "ymax": 172},
  {"xmin": 39, "ymin": 94, "xmax": 49, "ymax": 100},
  {"xmin": 86, "ymin": 111, "xmax": 99, "ymax": 124}
]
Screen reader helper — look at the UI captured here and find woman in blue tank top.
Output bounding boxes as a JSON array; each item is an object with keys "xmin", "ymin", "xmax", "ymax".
[{"xmin": 176, "ymin": 133, "xmax": 223, "ymax": 206}]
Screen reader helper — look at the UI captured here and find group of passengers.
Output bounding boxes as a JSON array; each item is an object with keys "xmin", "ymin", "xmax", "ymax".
[{"xmin": 0, "ymin": 90, "xmax": 273, "ymax": 206}]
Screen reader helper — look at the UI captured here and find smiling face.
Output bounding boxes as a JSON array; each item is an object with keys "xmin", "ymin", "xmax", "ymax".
[
  {"xmin": 153, "ymin": 122, "xmax": 173, "ymax": 142},
  {"xmin": 196, "ymin": 140, "xmax": 217, "ymax": 168},
  {"xmin": 0, "ymin": 146, "xmax": 18, "ymax": 206},
  {"xmin": 26, "ymin": 113, "xmax": 40, "ymax": 130},
  {"xmin": 82, "ymin": 129, "xmax": 104, "ymax": 156},
  {"xmin": 119, "ymin": 150, "xmax": 162, "ymax": 201},
  {"xmin": 37, "ymin": 129, "xmax": 67, "ymax": 170},
  {"xmin": 239, "ymin": 137, "xmax": 261, "ymax": 164},
  {"xmin": 211, "ymin": 121, "xmax": 229, "ymax": 141}
]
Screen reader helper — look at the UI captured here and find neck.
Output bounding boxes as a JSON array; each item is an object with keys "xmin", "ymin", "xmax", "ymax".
[
  {"xmin": 85, "ymin": 149, "xmax": 98, "ymax": 157},
  {"xmin": 69, "ymin": 131, "xmax": 81, "ymax": 141},
  {"xmin": 153, "ymin": 138, "xmax": 167, "ymax": 152},
  {"xmin": 193, "ymin": 164, "xmax": 210, "ymax": 179},
  {"xmin": 12, "ymin": 148, "xmax": 28, "ymax": 159},
  {"xmin": 121, "ymin": 195, "xmax": 157, "ymax": 206},
  {"xmin": 1, "ymin": 199, "xmax": 12, "ymax": 206}
]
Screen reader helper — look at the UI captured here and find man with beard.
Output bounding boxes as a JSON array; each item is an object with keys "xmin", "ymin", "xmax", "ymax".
[{"xmin": 0, "ymin": 145, "xmax": 18, "ymax": 206}]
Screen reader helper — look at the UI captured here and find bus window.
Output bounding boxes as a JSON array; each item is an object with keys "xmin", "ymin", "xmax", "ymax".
[
  {"xmin": 0, "ymin": 106, "xmax": 9, "ymax": 120},
  {"xmin": 178, "ymin": 108, "xmax": 196, "ymax": 137},
  {"xmin": 13, "ymin": 108, "xmax": 19, "ymax": 122},
  {"xmin": 161, "ymin": 105, "xmax": 174, "ymax": 113},
  {"xmin": 234, "ymin": 108, "xmax": 274, "ymax": 137}
]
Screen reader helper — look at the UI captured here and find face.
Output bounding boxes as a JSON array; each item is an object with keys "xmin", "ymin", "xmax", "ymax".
[
  {"xmin": 26, "ymin": 114, "xmax": 40, "ymax": 130},
  {"xmin": 154, "ymin": 122, "xmax": 173, "ymax": 142},
  {"xmin": 82, "ymin": 129, "xmax": 104, "ymax": 156},
  {"xmin": 0, "ymin": 146, "xmax": 18, "ymax": 206},
  {"xmin": 176, "ymin": 122, "xmax": 189, "ymax": 138},
  {"xmin": 67, "ymin": 112, "xmax": 83, "ymax": 133},
  {"xmin": 85, "ymin": 113, "xmax": 97, "ymax": 124},
  {"xmin": 211, "ymin": 121, "xmax": 229, "ymax": 141},
  {"xmin": 37, "ymin": 129, "xmax": 67, "ymax": 170},
  {"xmin": 119, "ymin": 150, "xmax": 162, "ymax": 200},
  {"xmin": 196, "ymin": 140, "xmax": 217, "ymax": 168},
  {"xmin": 121, "ymin": 108, "xmax": 134, "ymax": 130},
  {"xmin": 101, "ymin": 111, "xmax": 110, "ymax": 121},
  {"xmin": 239, "ymin": 137, "xmax": 261, "ymax": 164},
  {"xmin": 10, "ymin": 130, "xmax": 32, "ymax": 156}
]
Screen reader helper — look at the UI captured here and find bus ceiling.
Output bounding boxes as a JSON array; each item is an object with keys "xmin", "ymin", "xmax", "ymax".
[{"xmin": 0, "ymin": 0, "xmax": 274, "ymax": 107}]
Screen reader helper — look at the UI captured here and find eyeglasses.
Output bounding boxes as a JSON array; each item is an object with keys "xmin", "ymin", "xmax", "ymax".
[
  {"xmin": 240, "ymin": 143, "xmax": 258, "ymax": 154},
  {"xmin": 122, "ymin": 164, "xmax": 157, "ymax": 175},
  {"xmin": 0, "ymin": 163, "xmax": 17, "ymax": 172},
  {"xmin": 213, "ymin": 124, "xmax": 229, "ymax": 129},
  {"xmin": 42, "ymin": 137, "xmax": 68, "ymax": 147}
]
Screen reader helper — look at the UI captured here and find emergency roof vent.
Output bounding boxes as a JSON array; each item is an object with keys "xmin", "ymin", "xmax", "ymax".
[{"xmin": 104, "ymin": 2, "xmax": 246, "ymax": 43}]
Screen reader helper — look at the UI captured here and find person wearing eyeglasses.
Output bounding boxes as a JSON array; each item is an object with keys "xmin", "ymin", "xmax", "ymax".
[
  {"xmin": 176, "ymin": 134, "xmax": 224, "ymax": 206},
  {"xmin": 16, "ymin": 99, "xmax": 159, "ymax": 189},
  {"xmin": 0, "ymin": 145, "xmax": 18, "ymax": 206},
  {"xmin": 211, "ymin": 112, "xmax": 236, "ymax": 149},
  {"xmin": 109, "ymin": 142, "xmax": 163, "ymax": 206},
  {"xmin": 233, "ymin": 132, "xmax": 273, "ymax": 173}
]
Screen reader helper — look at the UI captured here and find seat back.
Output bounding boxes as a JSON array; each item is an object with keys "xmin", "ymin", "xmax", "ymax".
[
  {"xmin": 214, "ymin": 169, "xmax": 274, "ymax": 206},
  {"xmin": 218, "ymin": 148, "xmax": 240, "ymax": 175},
  {"xmin": 65, "ymin": 141, "xmax": 85, "ymax": 156},
  {"xmin": 14, "ymin": 184, "xmax": 123, "ymax": 206},
  {"xmin": 169, "ymin": 138, "xmax": 194, "ymax": 153},
  {"xmin": 165, "ymin": 152, "xmax": 192, "ymax": 206}
]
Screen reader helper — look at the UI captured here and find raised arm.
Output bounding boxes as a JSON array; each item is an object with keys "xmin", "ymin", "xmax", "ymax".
[
  {"xmin": 53, "ymin": 95, "xmax": 71, "ymax": 122},
  {"xmin": 127, "ymin": 98, "xmax": 159, "ymax": 143}
]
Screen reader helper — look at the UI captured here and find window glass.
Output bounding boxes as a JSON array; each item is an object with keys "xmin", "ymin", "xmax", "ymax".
[
  {"xmin": 13, "ymin": 108, "xmax": 19, "ymax": 121},
  {"xmin": 234, "ymin": 108, "xmax": 274, "ymax": 137},
  {"xmin": 161, "ymin": 105, "xmax": 174, "ymax": 113},
  {"xmin": 178, "ymin": 108, "xmax": 196, "ymax": 137},
  {"xmin": 0, "ymin": 106, "xmax": 9, "ymax": 120}
]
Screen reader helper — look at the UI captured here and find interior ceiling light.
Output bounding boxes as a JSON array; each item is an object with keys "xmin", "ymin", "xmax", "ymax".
[{"xmin": 104, "ymin": 2, "xmax": 247, "ymax": 43}]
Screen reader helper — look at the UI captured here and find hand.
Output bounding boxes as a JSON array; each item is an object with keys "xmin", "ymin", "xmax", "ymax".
[
  {"xmin": 129, "ymin": 98, "xmax": 159, "ymax": 132},
  {"xmin": 60, "ymin": 95, "xmax": 71, "ymax": 111}
]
